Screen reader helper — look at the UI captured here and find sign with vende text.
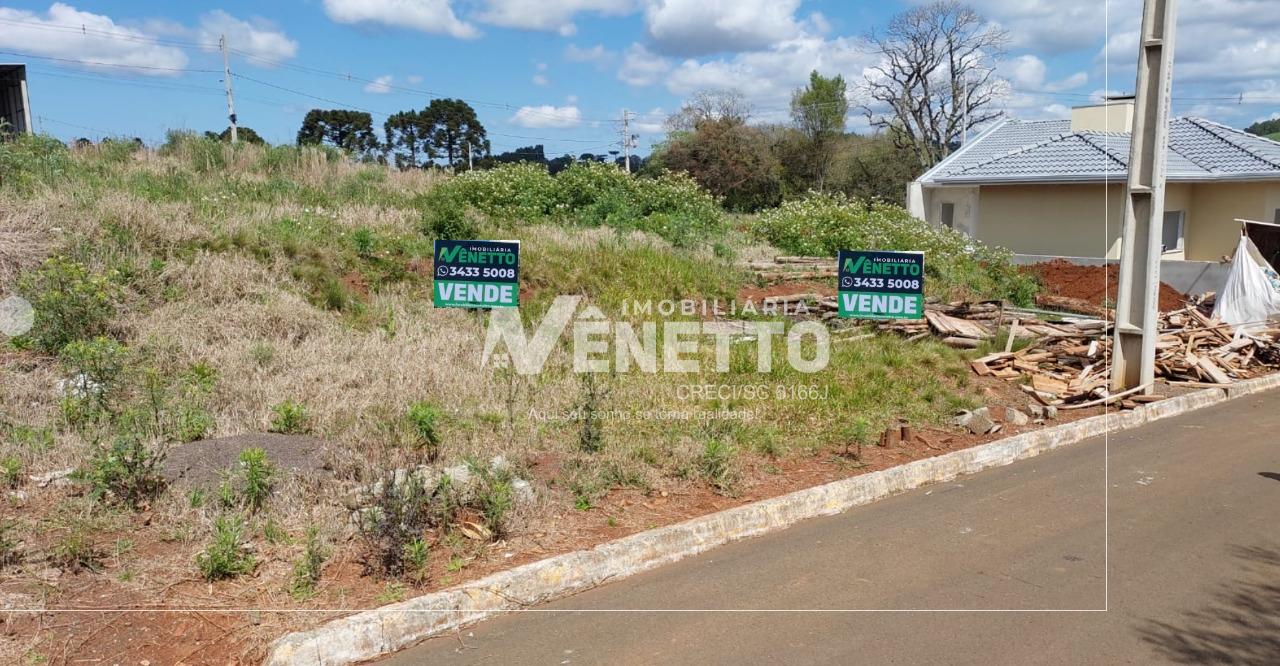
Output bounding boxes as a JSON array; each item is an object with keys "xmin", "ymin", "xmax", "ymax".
[
  {"xmin": 837, "ymin": 249, "xmax": 924, "ymax": 319},
  {"xmin": 433, "ymin": 240, "xmax": 520, "ymax": 308}
]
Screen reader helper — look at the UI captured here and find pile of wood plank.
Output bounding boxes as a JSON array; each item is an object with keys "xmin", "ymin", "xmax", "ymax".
[
  {"xmin": 967, "ymin": 304, "xmax": 1280, "ymax": 407},
  {"xmin": 745, "ymin": 256, "xmax": 834, "ymax": 284}
]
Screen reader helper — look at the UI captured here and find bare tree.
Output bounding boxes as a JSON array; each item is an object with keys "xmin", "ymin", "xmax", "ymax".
[
  {"xmin": 859, "ymin": 1, "xmax": 1009, "ymax": 169},
  {"xmin": 665, "ymin": 90, "xmax": 752, "ymax": 133}
]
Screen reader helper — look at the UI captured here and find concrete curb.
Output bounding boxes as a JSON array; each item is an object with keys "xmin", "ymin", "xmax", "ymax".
[{"xmin": 265, "ymin": 375, "xmax": 1280, "ymax": 665}]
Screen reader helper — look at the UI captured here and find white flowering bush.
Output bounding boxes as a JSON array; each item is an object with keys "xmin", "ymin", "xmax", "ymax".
[
  {"xmin": 755, "ymin": 192, "xmax": 1038, "ymax": 304},
  {"xmin": 420, "ymin": 161, "xmax": 724, "ymax": 247}
]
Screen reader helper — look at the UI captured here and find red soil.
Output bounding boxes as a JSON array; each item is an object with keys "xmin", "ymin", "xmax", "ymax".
[{"xmin": 1026, "ymin": 259, "xmax": 1187, "ymax": 312}]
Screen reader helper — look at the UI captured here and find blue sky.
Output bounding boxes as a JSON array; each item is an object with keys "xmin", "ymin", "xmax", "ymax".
[{"xmin": 2, "ymin": 1, "xmax": 1278, "ymax": 154}]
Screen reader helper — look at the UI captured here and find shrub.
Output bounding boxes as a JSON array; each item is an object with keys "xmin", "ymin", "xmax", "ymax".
[
  {"xmin": 196, "ymin": 515, "xmax": 256, "ymax": 581},
  {"xmin": 0, "ymin": 456, "xmax": 21, "ymax": 488},
  {"xmin": 405, "ymin": 402, "xmax": 443, "ymax": 461},
  {"xmin": 288, "ymin": 526, "xmax": 328, "ymax": 599},
  {"xmin": 17, "ymin": 258, "xmax": 118, "ymax": 353},
  {"xmin": 403, "ymin": 537, "xmax": 429, "ymax": 583},
  {"xmin": 0, "ymin": 132, "xmax": 73, "ymax": 192},
  {"xmin": 419, "ymin": 190, "xmax": 480, "ymax": 240},
  {"xmin": 236, "ymin": 448, "xmax": 275, "ymax": 513},
  {"xmin": 269, "ymin": 400, "xmax": 309, "ymax": 434},
  {"xmin": 469, "ymin": 461, "xmax": 514, "ymax": 539},
  {"xmin": 753, "ymin": 192, "xmax": 1039, "ymax": 305},
  {"xmin": 50, "ymin": 528, "xmax": 103, "ymax": 573},
  {"xmin": 358, "ymin": 471, "xmax": 430, "ymax": 578},
  {"xmin": 80, "ymin": 434, "xmax": 167, "ymax": 509}
]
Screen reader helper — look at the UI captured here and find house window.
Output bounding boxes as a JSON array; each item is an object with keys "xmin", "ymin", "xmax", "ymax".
[
  {"xmin": 1162, "ymin": 210, "xmax": 1185, "ymax": 253},
  {"xmin": 940, "ymin": 203, "xmax": 955, "ymax": 228}
]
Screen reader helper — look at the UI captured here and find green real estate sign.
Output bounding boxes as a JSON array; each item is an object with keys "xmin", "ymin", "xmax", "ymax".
[
  {"xmin": 432, "ymin": 240, "xmax": 520, "ymax": 308},
  {"xmin": 837, "ymin": 249, "xmax": 924, "ymax": 319}
]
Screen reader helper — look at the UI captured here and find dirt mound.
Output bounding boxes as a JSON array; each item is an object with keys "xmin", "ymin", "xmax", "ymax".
[
  {"xmin": 162, "ymin": 433, "xmax": 329, "ymax": 487},
  {"xmin": 1026, "ymin": 259, "xmax": 1186, "ymax": 312}
]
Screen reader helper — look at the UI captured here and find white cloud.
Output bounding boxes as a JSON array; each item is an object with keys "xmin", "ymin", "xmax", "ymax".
[
  {"xmin": 632, "ymin": 107, "xmax": 666, "ymax": 133},
  {"xmin": 323, "ymin": 0, "xmax": 478, "ymax": 39},
  {"xmin": 1003, "ymin": 55, "xmax": 1046, "ymax": 89},
  {"xmin": 364, "ymin": 74, "xmax": 394, "ymax": 93},
  {"xmin": 0, "ymin": 3, "xmax": 188, "ymax": 75},
  {"xmin": 565, "ymin": 43, "xmax": 615, "ymax": 68},
  {"xmin": 406, "ymin": 74, "xmax": 424, "ymax": 84},
  {"xmin": 475, "ymin": 0, "xmax": 633, "ymax": 36},
  {"xmin": 509, "ymin": 104, "xmax": 583, "ymax": 128},
  {"xmin": 644, "ymin": 0, "xmax": 804, "ymax": 56},
  {"xmin": 532, "ymin": 74, "xmax": 549, "ymax": 86},
  {"xmin": 617, "ymin": 43, "xmax": 670, "ymax": 87},
  {"xmin": 196, "ymin": 10, "xmax": 297, "ymax": 62},
  {"xmin": 646, "ymin": 36, "xmax": 874, "ymax": 122}
]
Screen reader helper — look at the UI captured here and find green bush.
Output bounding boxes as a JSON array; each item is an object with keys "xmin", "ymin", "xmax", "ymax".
[
  {"xmin": 0, "ymin": 456, "xmax": 21, "ymax": 488},
  {"xmin": 753, "ymin": 193, "xmax": 1038, "ymax": 304},
  {"xmin": 196, "ymin": 515, "xmax": 256, "ymax": 581},
  {"xmin": 469, "ymin": 461, "xmax": 514, "ymax": 539},
  {"xmin": 421, "ymin": 162, "xmax": 725, "ymax": 247},
  {"xmin": 405, "ymin": 401, "xmax": 443, "ymax": 461},
  {"xmin": 236, "ymin": 447, "xmax": 275, "ymax": 513},
  {"xmin": 269, "ymin": 399, "xmax": 309, "ymax": 434},
  {"xmin": 17, "ymin": 257, "xmax": 118, "ymax": 353},
  {"xmin": 79, "ymin": 434, "xmax": 167, "ymax": 509},
  {"xmin": 0, "ymin": 132, "xmax": 73, "ymax": 192},
  {"xmin": 289, "ymin": 526, "xmax": 328, "ymax": 599}
]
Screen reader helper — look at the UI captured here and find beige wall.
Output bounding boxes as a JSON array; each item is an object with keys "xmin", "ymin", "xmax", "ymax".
[
  {"xmin": 973, "ymin": 183, "xmax": 1126, "ymax": 258},
  {"xmin": 1184, "ymin": 182, "xmax": 1280, "ymax": 261},
  {"xmin": 946, "ymin": 181, "xmax": 1280, "ymax": 260}
]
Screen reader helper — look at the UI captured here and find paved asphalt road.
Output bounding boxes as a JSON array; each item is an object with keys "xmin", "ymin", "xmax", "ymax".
[{"xmin": 383, "ymin": 394, "xmax": 1280, "ymax": 665}]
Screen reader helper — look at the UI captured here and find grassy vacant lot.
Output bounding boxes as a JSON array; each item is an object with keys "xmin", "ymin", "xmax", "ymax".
[{"xmin": 0, "ymin": 134, "xmax": 1024, "ymax": 661}]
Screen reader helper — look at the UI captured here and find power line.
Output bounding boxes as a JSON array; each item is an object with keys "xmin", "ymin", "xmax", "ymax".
[
  {"xmin": 0, "ymin": 49, "xmax": 218, "ymax": 73},
  {"xmin": 0, "ymin": 16, "xmax": 219, "ymax": 50}
]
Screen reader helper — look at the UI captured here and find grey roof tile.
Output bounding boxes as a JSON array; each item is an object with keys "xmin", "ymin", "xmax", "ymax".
[{"xmin": 923, "ymin": 116, "xmax": 1280, "ymax": 184}]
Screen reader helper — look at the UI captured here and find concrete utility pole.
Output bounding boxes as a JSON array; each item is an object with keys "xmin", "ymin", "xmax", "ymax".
[
  {"xmin": 1112, "ymin": 0, "xmax": 1178, "ymax": 392},
  {"xmin": 219, "ymin": 34, "xmax": 238, "ymax": 143},
  {"xmin": 620, "ymin": 110, "xmax": 637, "ymax": 174}
]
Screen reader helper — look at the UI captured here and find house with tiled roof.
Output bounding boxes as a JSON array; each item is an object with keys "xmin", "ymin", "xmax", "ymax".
[{"xmin": 907, "ymin": 100, "xmax": 1280, "ymax": 281}]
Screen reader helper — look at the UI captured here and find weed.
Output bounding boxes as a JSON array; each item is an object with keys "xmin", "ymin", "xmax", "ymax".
[
  {"xmin": 187, "ymin": 488, "xmax": 206, "ymax": 508},
  {"xmin": 352, "ymin": 227, "xmax": 376, "ymax": 257},
  {"xmin": 49, "ymin": 528, "xmax": 103, "ymax": 573},
  {"xmin": 699, "ymin": 439, "xmax": 739, "ymax": 495},
  {"xmin": 469, "ymin": 461, "xmax": 514, "ymax": 539},
  {"xmin": 357, "ymin": 470, "xmax": 430, "ymax": 578},
  {"xmin": 376, "ymin": 582, "xmax": 406, "ymax": 603},
  {"xmin": 405, "ymin": 401, "xmax": 442, "ymax": 461},
  {"xmin": 262, "ymin": 517, "xmax": 290, "ymax": 545},
  {"xmin": 288, "ymin": 526, "xmax": 328, "ymax": 600},
  {"xmin": 575, "ymin": 372, "xmax": 611, "ymax": 454},
  {"xmin": 445, "ymin": 555, "xmax": 466, "ymax": 572},
  {"xmin": 269, "ymin": 400, "xmax": 309, "ymax": 434},
  {"xmin": 0, "ymin": 522, "xmax": 20, "ymax": 567},
  {"xmin": 16, "ymin": 257, "xmax": 118, "ymax": 353},
  {"xmin": 236, "ymin": 447, "xmax": 275, "ymax": 513},
  {"xmin": 250, "ymin": 342, "xmax": 276, "ymax": 368},
  {"xmin": 1, "ymin": 456, "xmax": 21, "ymax": 487},
  {"xmin": 80, "ymin": 434, "xmax": 167, "ymax": 509},
  {"xmin": 403, "ymin": 537, "xmax": 429, "ymax": 583},
  {"xmin": 7, "ymin": 425, "xmax": 54, "ymax": 453},
  {"xmin": 196, "ymin": 515, "xmax": 256, "ymax": 581}
]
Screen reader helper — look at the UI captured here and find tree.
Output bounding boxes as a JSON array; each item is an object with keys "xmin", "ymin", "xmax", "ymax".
[
  {"xmin": 420, "ymin": 99, "xmax": 487, "ymax": 167},
  {"xmin": 1245, "ymin": 118, "xmax": 1280, "ymax": 138},
  {"xmin": 296, "ymin": 109, "xmax": 379, "ymax": 155},
  {"xmin": 383, "ymin": 111, "xmax": 433, "ymax": 168},
  {"xmin": 829, "ymin": 131, "xmax": 923, "ymax": 202},
  {"xmin": 859, "ymin": 1, "xmax": 1009, "ymax": 169},
  {"xmin": 205, "ymin": 126, "xmax": 265, "ymax": 145},
  {"xmin": 790, "ymin": 71, "xmax": 848, "ymax": 191},
  {"xmin": 656, "ymin": 117, "xmax": 781, "ymax": 212},
  {"xmin": 666, "ymin": 90, "xmax": 752, "ymax": 133}
]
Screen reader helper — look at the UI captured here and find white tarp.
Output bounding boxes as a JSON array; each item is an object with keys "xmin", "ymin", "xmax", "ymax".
[{"xmin": 1211, "ymin": 235, "xmax": 1280, "ymax": 332}]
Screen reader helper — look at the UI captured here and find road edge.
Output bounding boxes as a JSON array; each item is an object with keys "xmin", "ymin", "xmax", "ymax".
[{"xmin": 265, "ymin": 373, "xmax": 1280, "ymax": 665}]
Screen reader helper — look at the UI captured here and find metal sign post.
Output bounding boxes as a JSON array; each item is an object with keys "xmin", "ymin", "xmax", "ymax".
[{"xmin": 1112, "ymin": 0, "xmax": 1178, "ymax": 392}]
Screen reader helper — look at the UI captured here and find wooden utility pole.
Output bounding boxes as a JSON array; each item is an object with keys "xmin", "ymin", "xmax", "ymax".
[
  {"xmin": 1112, "ymin": 0, "xmax": 1178, "ymax": 392},
  {"xmin": 219, "ymin": 34, "xmax": 238, "ymax": 143}
]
